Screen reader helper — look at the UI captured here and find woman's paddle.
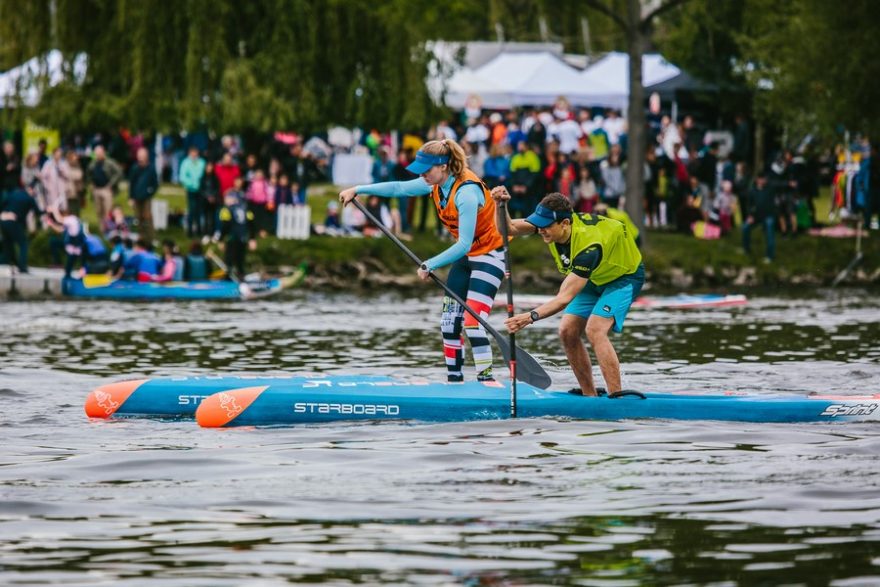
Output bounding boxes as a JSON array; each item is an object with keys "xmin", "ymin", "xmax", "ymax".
[
  {"xmin": 352, "ymin": 198, "xmax": 552, "ymax": 390},
  {"xmin": 497, "ymin": 200, "xmax": 518, "ymax": 416}
]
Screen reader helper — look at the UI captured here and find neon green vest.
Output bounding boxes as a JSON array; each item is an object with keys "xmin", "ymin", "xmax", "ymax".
[
  {"xmin": 602, "ymin": 207, "xmax": 639, "ymax": 242},
  {"xmin": 549, "ymin": 213, "xmax": 642, "ymax": 285}
]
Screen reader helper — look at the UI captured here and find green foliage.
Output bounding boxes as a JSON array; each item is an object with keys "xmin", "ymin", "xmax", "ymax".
[
  {"xmin": 0, "ymin": 0, "xmax": 633, "ymax": 132},
  {"xmin": 658, "ymin": 0, "xmax": 880, "ymax": 138}
]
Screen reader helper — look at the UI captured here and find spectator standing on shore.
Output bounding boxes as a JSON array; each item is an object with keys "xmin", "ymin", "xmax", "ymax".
[
  {"xmin": 87, "ymin": 145, "xmax": 123, "ymax": 225},
  {"xmin": 215, "ymin": 178, "xmax": 256, "ymax": 281},
  {"xmin": 179, "ymin": 147, "xmax": 206, "ymax": 237},
  {"xmin": 127, "ymin": 147, "xmax": 158, "ymax": 241},
  {"xmin": 339, "ymin": 139, "xmax": 507, "ymax": 383},
  {"xmin": 482, "ymin": 144, "xmax": 510, "ymax": 189},
  {"xmin": 21, "ymin": 152, "xmax": 45, "ymax": 217},
  {"xmin": 65, "ymin": 151, "xmax": 85, "ymax": 215},
  {"xmin": 392, "ymin": 149, "xmax": 424, "ymax": 232},
  {"xmin": 552, "ymin": 113, "xmax": 583, "ymax": 156},
  {"xmin": 742, "ymin": 171, "xmax": 778, "ymax": 263},
  {"xmin": 600, "ymin": 150, "xmax": 626, "ymax": 208},
  {"xmin": 1, "ymin": 187, "xmax": 43, "ymax": 273},
  {"xmin": 240, "ymin": 153, "xmax": 260, "ymax": 191},
  {"xmin": 41, "ymin": 147, "xmax": 69, "ymax": 213},
  {"xmin": 603, "ymin": 109, "xmax": 627, "ymax": 149},
  {"xmin": 283, "ymin": 142, "xmax": 312, "ymax": 204},
  {"xmin": 246, "ymin": 169, "xmax": 272, "ymax": 237},
  {"xmin": 509, "ymin": 141, "xmax": 542, "ymax": 217},
  {"xmin": 546, "ymin": 152, "xmax": 577, "ymax": 199},
  {"xmin": 373, "ymin": 147, "xmax": 405, "ymax": 233},
  {"xmin": 732, "ymin": 114, "xmax": 752, "ymax": 164},
  {"xmin": 2, "ymin": 141, "xmax": 21, "ymax": 196},
  {"xmin": 200, "ymin": 161, "xmax": 221, "ymax": 236},
  {"xmin": 36, "ymin": 139, "xmax": 49, "ymax": 169},
  {"xmin": 572, "ymin": 166, "xmax": 599, "ymax": 213},
  {"xmin": 215, "ymin": 152, "xmax": 241, "ymax": 198}
]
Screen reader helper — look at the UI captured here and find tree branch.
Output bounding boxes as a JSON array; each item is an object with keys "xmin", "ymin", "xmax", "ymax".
[
  {"xmin": 581, "ymin": 0, "xmax": 628, "ymax": 30},
  {"xmin": 642, "ymin": 0, "xmax": 692, "ymax": 25}
]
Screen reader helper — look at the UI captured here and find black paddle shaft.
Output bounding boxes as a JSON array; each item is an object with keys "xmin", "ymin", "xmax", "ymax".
[
  {"xmin": 497, "ymin": 200, "xmax": 518, "ymax": 417},
  {"xmin": 351, "ymin": 197, "xmax": 551, "ymax": 389}
]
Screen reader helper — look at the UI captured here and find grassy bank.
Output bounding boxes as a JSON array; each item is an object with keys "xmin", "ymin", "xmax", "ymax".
[{"xmin": 24, "ymin": 183, "xmax": 878, "ymax": 291}]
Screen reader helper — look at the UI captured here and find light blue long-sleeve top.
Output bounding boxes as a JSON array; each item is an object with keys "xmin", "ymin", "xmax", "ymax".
[{"xmin": 355, "ymin": 176, "xmax": 484, "ymax": 271}]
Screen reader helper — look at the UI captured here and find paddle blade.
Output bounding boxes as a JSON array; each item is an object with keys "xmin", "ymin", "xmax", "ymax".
[{"xmin": 495, "ymin": 336, "xmax": 553, "ymax": 389}]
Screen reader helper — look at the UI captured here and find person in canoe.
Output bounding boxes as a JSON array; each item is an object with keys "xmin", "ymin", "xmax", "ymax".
[
  {"xmin": 338, "ymin": 139, "xmax": 505, "ymax": 383},
  {"xmin": 491, "ymin": 187, "xmax": 644, "ymax": 396}
]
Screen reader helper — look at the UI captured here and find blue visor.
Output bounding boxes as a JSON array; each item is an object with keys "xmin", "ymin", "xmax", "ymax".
[
  {"xmin": 525, "ymin": 204, "xmax": 572, "ymax": 228},
  {"xmin": 406, "ymin": 151, "xmax": 449, "ymax": 175}
]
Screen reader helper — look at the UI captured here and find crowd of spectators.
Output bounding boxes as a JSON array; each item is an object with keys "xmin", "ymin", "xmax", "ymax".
[{"xmin": 3, "ymin": 101, "xmax": 879, "ymax": 275}]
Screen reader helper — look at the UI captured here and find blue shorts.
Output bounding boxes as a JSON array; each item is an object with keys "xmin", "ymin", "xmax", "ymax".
[{"xmin": 564, "ymin": 263, "xmax": 645, "ymax": 333}]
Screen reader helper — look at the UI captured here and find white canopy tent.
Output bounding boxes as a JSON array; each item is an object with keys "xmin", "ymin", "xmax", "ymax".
[
  {"xmin": 0, "ymin": 49, "xmax": 87, "ymax": 108},
  {"xmin": 443, "ymin": 51, "xmax": 624, "ymax": 110},
  {"xmin": 579, "ymin": 52, "xmax": 680, "ymax": 100}
]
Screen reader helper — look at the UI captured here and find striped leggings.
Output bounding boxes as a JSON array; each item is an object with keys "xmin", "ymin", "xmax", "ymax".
[{"xmin": 440, "ymin": 249, "xmax": 505, "ymax": 382}]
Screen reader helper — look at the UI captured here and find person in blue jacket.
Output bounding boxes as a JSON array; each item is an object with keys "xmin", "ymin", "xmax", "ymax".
[{"xmin": 1, "ymin": 188, "xmax": 43, "ymax": 273}]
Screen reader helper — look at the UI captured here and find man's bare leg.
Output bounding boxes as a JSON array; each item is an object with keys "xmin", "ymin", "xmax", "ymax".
[
  {"xmin": 559, "ymin": 314, "xmax": 598, "ymax": 395},
  {"xmin": 586, "ymin": 315, "xmax": 621, "ymax": 392}
]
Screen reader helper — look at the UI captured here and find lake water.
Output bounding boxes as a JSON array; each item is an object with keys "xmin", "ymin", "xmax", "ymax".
[{"xmin": 2, "ymin": 290, "xmax": 879, "ymax": 586}]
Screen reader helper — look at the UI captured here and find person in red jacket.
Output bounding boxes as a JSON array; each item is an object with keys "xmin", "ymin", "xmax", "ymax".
[{"xmin": 214, "ymin": 152, "xmax": 241, "ymax": 198}]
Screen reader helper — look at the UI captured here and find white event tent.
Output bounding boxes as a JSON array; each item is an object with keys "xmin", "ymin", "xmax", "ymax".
[
  {"xmin": 444, "ymin": 51, "xmax": 623, "ymax": 110},
  {"xmin": 0, "ymin": 49, "xmax": 87, "ymax": 108},
  {"xmin": 580, "ymin": 52, "xmax": 681, "ymax": 99}
]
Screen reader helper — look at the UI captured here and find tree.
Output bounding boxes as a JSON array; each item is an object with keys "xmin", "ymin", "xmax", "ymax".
[{"xmin": 581, "ymin": 0, "xmax": 692, "ymax": 239}]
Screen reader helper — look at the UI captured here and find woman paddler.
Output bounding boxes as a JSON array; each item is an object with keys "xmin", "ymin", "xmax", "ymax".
[{"xmin": 339, "ymin": 139, "xmax": 505, "ymax": 383}]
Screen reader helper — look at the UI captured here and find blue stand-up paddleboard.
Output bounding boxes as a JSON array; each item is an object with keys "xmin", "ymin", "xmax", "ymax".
[
  {"xmin": 84, "ymin": 374, "xmax": 397, "ymax": 418},
  {"xmin": 85, "ymin": 375, "xmax": 880, "ymax": 426}
]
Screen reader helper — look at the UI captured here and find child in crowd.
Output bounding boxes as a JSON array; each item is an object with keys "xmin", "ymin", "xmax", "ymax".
[
  {"xmin": 324, "ymin": 201, "xmax": 341, "ymax": 231},
  {"xmin": 151, "ymin": 239, "xmax": 181, "ymax": 282},
  {"xmin": 102, "ymin": 205, "xmax": 131, "ymax": 239},
  {"xmin": 572, "ymin": 166, "xmax": 598, "ymax": 213},
  {"xmin": 274, "ymin": 174, "xmax": 294, "ymax": 207},
  {"xmin": 246, "ymin": 169, "xmax": 271, "ymax": 237},
  {"xmin": 711, "ymin": 180, "xmax": 737, "ymax": 235},
  {"xmin": 215, "ymin": 178, "xmax": 256, "ymax": 281}
]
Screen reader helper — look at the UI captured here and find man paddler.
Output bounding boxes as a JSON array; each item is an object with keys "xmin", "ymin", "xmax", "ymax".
[{"xmin": 491, "ymin": 187, "xmax": 645, "ymax": 396}]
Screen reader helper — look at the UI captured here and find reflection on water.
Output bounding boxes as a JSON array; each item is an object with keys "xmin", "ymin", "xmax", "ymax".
[{"xmin": 1, "ymin": 290, "xmax": 879, "ymax": 585}]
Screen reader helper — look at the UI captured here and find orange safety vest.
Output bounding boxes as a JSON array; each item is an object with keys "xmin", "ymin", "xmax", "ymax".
[{"xmin": 432, "ymin": 169, "xmax": 504, "ymax": 256}]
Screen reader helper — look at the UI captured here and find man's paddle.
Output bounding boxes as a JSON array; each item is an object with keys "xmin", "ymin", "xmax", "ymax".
[
  {"xmin": 497, "ymin": 200, "xmax": 518, "ymax": 416},
  {"xmin": 351, "ymin": 198, "xmax": 552, "ymax": 390}
]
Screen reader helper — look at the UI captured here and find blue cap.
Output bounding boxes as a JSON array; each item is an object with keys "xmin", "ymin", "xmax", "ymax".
[
  {"xmin": 525, "ymin": 204, "xmax": 572, "ymax": 228},
  {"xmin": 406, "ymin": 150, "xmax": 449, "ymax": 175}
]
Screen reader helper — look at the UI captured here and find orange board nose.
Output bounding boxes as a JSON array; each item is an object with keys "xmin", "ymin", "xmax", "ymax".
[
  {"xmin": 84, "ymin": 379, "xmax": 147, "ymax": 418},
  {"xmin": 195, "ymin": 386, "xmax": 268, "ymax": 428}
]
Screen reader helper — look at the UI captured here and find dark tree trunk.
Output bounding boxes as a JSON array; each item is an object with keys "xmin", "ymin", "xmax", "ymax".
[{"xmin": 624, "ymin": 0, "xmax": 647, "ymax": 242}]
